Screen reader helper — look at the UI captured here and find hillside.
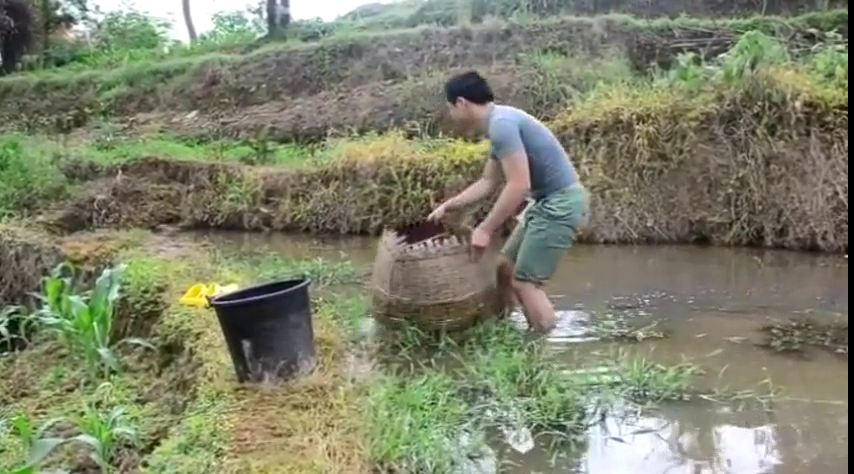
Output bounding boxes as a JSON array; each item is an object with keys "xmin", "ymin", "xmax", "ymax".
[
  {"xmin": 341, "ymin": 0, "xmax": 848, "ymax": 26},
  {"xmin": 0, "ymin": 10, "xmax": 847, "ymax": 142}
]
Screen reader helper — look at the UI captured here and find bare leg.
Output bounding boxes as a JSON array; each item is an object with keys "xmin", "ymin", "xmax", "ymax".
[
  {"xmin": 513, "ymin": 279, "xmax": 557, "ymax": 333},
  {"xmin": 496, "ymin": 257, "xmax": 518, "ymax": 314}
]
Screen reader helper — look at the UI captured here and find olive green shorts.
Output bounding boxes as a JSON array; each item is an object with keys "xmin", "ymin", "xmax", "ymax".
[{"xmin": 501, "ymin": 184, "xmax": 590, "ymax": 285}]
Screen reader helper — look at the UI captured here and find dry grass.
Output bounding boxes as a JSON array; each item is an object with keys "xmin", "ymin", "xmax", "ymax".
[
  {"xmin": 220, "ymin": 318, "xmax": 369, "ymax": 474},
  {"xmin": 0, "ymin": 224, "xmax": 64, "ymax": 307},
  {"xmin": 124, "ymin": 248, "xmax": 371, "ymax": 473},
  {"xmin": 554, "ymin": 68, "xmax": 847, "ymax": 252}
]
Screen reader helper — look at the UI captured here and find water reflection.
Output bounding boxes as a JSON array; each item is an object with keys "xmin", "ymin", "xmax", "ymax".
[
  {"xmin": 497, "ymin": 399, "xmax": 848, "ymax": 474},
  {"xmin": 583, "ymin": 410, "xmax": 783, "ymax": 474}
]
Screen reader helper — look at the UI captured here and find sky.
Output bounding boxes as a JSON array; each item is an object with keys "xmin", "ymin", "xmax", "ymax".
[{"xmin": 94, "ymin": 0, "xmax": 392, "ymax": 40}]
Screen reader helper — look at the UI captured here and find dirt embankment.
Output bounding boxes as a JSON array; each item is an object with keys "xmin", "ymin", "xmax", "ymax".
[
  {"xmin": 42, "ymin": 70, "xmax": 848, "ymax": 254},
  {"xmin": 395, "ymin": 0, "xmax": 849, "ymax": 26},
  {"xmin": 122, "ymin": 63, "xmax": 585, "ymax": 143},
  {"xmin": 0, "ymin": 11, "xmax": 846, "ymax": 141}
]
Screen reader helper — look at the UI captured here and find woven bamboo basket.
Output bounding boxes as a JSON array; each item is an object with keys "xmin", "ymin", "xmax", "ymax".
[{"xmin": 370, "ymin": 220, "xmax": 507, "ymax": 332}]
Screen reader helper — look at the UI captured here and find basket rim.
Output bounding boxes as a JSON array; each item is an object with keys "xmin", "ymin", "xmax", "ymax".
[{"xmin": 380, "ymin": 229, "xmax": 472, "ymax": 261}]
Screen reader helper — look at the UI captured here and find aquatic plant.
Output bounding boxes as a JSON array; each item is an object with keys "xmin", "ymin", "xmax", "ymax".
[
  {"xmin": 366, "ymin": 319, "xmax": 711, "ymax": 471},
  {"xmin": 611, "ymin": 352, "xmax": 698, "ymax": 403}
]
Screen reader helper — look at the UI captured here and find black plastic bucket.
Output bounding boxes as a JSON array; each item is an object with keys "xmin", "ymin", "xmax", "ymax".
[{"xmin": 209, "ymin": 278, "xmax": 317, "ymax": 383}]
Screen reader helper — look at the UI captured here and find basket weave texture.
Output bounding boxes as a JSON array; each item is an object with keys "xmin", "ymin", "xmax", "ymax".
[{"xmin": 370, "ymin": 221, "xmax": 506, "ymax": 331}]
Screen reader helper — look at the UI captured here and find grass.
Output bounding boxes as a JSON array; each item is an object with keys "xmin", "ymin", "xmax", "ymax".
[
  {"xmin": 1, "ymin": 131, "xmax": 319, "ymax": 167},
  {"xmin": 364, "ymin": 318, "xmax": 779, "ymax": 472}
]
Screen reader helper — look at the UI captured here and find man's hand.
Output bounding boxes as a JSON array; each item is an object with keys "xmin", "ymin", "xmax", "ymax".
[
  {"xmin": 469, "ymin": 225, "xmax": 491, "ymax": 262},
  {"xmin": 427, "ymin": 201, "xmax": 451, "ymax": 222}
]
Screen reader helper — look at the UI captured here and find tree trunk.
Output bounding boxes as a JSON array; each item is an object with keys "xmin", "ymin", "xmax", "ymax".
[
  {"xmin": 279, "ymin": 0, "xmax": 290, "ymax": 30},
  {"xmin": 266, "ymin": 0, "xmax": 290, "ymax": 37},
  {"xmin": 40, "ymin": 0, "xmax": 49, "ymax": 65},
  {"xmin": 181, "ymin": 0, "xmax": 197, "ymax": 43}
]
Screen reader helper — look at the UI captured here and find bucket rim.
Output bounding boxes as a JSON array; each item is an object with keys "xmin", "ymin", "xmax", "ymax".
[{"xmin": 209, "ymin": 276, "xmax": 311, "ymax": 308}]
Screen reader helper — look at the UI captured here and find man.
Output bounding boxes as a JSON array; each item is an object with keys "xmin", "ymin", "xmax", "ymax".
[{"xmin": 427, "ymin": 71, "xmax": 589, "ymax": 333}]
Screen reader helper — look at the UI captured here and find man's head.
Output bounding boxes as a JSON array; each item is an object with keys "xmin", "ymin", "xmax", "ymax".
[{"xmin": 444, "ymin": 71, "xmax": 494, "ymax": 131}]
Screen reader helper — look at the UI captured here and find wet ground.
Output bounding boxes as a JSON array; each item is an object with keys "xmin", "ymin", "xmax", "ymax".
[{"xmin": 191, "ymin": 232, "xmax": 849, "ymax": 474}]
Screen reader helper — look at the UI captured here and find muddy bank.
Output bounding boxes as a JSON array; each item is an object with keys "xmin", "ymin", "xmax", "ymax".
[
  {"xmin": 0, "ymin": 224, "xmax": 140, "ymax": 307},
  {"xmin": 42, "ymin": 70, "xmax": 847, "ymax": 253},
  {"xmin": 0, "ymin": 11, "xmax": 845, "ymax": 132},
  {"xmin": 554, "ymin": 71, "xmax": 848, "ymax": 252},
  {"xmin": 119, "ymin": 62, "xmax": 597, "ymax": 143}
]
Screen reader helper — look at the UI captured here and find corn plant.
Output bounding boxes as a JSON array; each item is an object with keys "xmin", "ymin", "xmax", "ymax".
[
  {"xmin": 72, "ymin": 402, "xmax": 140, "ymax": 472},
  {"xmin": 1, "ymin": 304, "xmax": 38, "ymax": 350},
  {"xmin": 34, "ymin": 262, "xmax": 153, "ymax": 381},
  {"xmin": 3, "ymin": 414, "xmax": 70, "ymax": 474}
]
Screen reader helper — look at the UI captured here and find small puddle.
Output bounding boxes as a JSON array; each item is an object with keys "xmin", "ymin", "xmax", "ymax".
[{"xmin": 189, "ymin": 231, "xmax": 848, "ymax": 474}]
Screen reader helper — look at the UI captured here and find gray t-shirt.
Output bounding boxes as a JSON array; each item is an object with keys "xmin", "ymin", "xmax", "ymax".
[{"xmin": 487, "ymin": 104, "xmax": 578, "ymax": 199}]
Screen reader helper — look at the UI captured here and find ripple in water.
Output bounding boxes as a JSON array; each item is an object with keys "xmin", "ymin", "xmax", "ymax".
[{"xmin": 507, "ymin": 309, "xmax": 598, "ymax": 343}]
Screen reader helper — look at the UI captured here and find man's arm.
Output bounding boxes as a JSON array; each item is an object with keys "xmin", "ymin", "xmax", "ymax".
[
  {"xmin": 479, "ymin": 119, "xmax": 530, "ymax": 233},
  {"xmin": 444, "ymin": 159, "xmax": 502, "ymax": 211}
]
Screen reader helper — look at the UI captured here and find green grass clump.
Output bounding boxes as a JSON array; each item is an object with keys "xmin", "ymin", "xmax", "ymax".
[
  {"xmin": 0, "ymin": 137, "xmax": 68, "ymax": 218},
  {"xmin": 459, "ymin": 324, "xmax": 590, "ymax": 436},
  {"xmin": 367, "ymin": 371, "xmax": 472, "ymax": 472}
]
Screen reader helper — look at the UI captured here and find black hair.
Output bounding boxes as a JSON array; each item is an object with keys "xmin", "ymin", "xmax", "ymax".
[{"xmin": 444, "ymin": 71, "xmax": 494, "ymax": 105}]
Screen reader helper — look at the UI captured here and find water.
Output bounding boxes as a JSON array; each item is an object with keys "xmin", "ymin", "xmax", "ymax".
[{"xmin": 191, "ymin": 231, "xmax": 849, "ymax": 474}]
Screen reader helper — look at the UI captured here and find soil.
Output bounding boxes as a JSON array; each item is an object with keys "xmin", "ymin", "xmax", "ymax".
[{"xmin": 113, "ymin": 63, "xmax": 581, "ymax": 143}]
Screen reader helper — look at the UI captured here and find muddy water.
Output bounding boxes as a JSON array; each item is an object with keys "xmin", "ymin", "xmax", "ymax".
[{"xmin": 191, "ymin": 232, "xmax": 848, "ymax": 474}]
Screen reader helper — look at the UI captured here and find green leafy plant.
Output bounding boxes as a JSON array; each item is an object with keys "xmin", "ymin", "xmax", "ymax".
[
  {"xmin": 718, "ymin": 30, "xmax": 791, "ymax": 82},
  {"xmin": 807, "ymin": 30, "xmax": 848, "ymax": 85},
  {"xmin": 72, "ymin": 402, "xmax": 140, "ymax": 471},
  {"xmin": 4, "ymin": 414, "xmax": 69, "ymax": 474},
  {"xmin": 35, "ymin": 262, "xmax": 153, "ymax": 381}
]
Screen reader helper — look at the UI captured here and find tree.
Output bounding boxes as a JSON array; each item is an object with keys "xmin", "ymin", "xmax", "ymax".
[
  {"xmin": 265, "ymin": 0, "xmax": 290, "ymax": 37},
  {"xmin": 36, "ymin": 0, "xmax": 88, "ymax": 67},
  {"xmin": 0, "ymin": 0, "xmax": 35, "ymax": 75},
  {"xmin": 181, "ymin": 0, "xmax": 196, "ymax": 43}
]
